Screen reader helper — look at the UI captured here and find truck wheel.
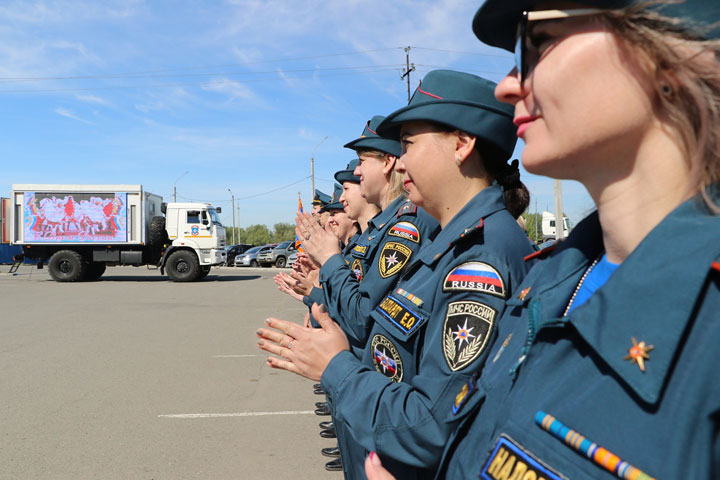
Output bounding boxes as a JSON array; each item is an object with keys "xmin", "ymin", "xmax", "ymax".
[
  {"xmin": 85, "ymin": 262, "xmax": 106, "ymax": 281},
  {"xmin": 275, "ymin": 256, "xmax": 286, "ymax": 268},
  {"xmin": 48, "ymin": 250, "xmax": 86, "ymax": 282},
  {"xmin": 197, "ymin": 266, "xmax": 211, "ymax": 279},
  {"xmin": 166, "ymin": 250, "xmax": 200, "ymax": 282},
  {"xmin": 149, "ymin": 216, "xmax": 167, "ymax": 249}
]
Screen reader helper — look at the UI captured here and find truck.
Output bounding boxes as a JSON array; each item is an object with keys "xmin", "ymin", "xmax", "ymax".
[
  {"xmin": 7, "ymin": 185, "xmax": 226, "ymax": 282},
  {"xmin": 541, "ymin": 210, "xmax": 570, "ymax": 240}
]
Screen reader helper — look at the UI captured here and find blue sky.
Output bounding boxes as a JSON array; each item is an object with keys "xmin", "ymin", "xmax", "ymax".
[{"xmin": 0, "ymin": 0, "xmax": 594, "ymax": 230}]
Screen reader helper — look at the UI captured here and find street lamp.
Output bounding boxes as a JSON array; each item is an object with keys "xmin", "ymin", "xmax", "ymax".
[
  {"xmin": 311, "ymin": 136, "xmax": 328, "ymax": 199},
  {"xmin": 173, "ymin": 171, "xmax": 189, "ymax": 202},
  {"xmin": 228, "ymin": 188, "xmax": 236, "ymax": 245}
]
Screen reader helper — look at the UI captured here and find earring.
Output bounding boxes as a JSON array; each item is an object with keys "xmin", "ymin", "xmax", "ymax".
[
  {"xmin": 661, "ymin": 83, "xmax": 672, "ymax": 96},
  {"xmin": 455, "ymin": 156, "xmax": 462, "ymax": 166}
]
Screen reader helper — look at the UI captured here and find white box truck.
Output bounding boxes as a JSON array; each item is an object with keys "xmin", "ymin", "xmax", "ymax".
[{"xmin": 8, "ymin": 184, "xmax": 226, "ymax": 282}]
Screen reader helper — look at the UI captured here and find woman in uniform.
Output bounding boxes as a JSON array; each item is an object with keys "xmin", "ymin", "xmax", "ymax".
[
  {"xmin": 364, "ymin": 1, "xmax": 720, "ymax": 478},
  {"xmin": 257, "ymin": 69, "xmax": 536, "ymax": 478}
]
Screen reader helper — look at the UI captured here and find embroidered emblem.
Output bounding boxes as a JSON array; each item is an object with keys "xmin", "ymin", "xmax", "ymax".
[
  {"xmin": 351, "ymin": 258, "xmax": 364, "ymax": 283},
  {"xmin": 452, "ymin": 377, "xmax": 476, "ymax": 415},
  {"xmin": 371, "ymin": 334, "xmax": 403, "ymax": 382},
  {"xmin": 535, "ymin": 412, "xmax": 656, "ymax": 480},
  {"xmin": 624, "ymin": 337, "xmax": 654, "ymax": 372},
  {"xmin": 442, "ymin": 301, "xmax": 496, "ymax": 371},
  {"xmin": 388, "ymin": 221, "xmax": 420, "ymax": 243},
  {"xmin": 378, "ymin": 242, "xmax": 412, "ymax": 278},
  {"xmin": 482, "ymin": 434, "xmax": 567, "ymax": 480},
  {"xmin": 517, "ymin": 287, "xmax": 531, "ymax": 301},
  {"xmin": 351, "ymin": 244, "xmax": 369, "ymax": 258},
  {"xmin": 375, "ymin": 295, "xmax": 423, "ymax": 335},
  {"xmin": 395, "ymin": 288, "xmax": 423, "ymax": 307},
  {"xmin": 492, "ymin": 333, "xmax": 513, "ymax": 364},
  {"xmin": 443, "ymin": 262, "xmax": 506, "ymax": 298}
]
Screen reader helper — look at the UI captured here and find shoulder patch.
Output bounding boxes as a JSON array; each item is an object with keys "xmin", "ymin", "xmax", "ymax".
[
  {"xmin": 443, "ymin": 300, "xmax": 496, "ymax": 371},
  {"xmin": 443, "ymin": 262, "xmax": 506, "ymax": 298},
  {"xmin": 351, "ymin": 258, "xmax": 364, "ymax": 283},
  {"xmin": 351, "ymin": 243, "xmax": 369, "ymax": 258},
  {"xmin": 524, "ymin": 242, "xmax": 560, "ymax": 262},
  {"xmin": 378, "ymin": 241, "xmax": 412, "ymax": 278},
  {"xmin": 388, "ymin": 221, "xmax": 420, "ymax": 243},
  {"xmin": 481, "ymin": 434, "xmax": 567, "ymax": 480},
  {"xmin": 396, "ymin": 201, "xmax": 418, "ymax": 218},
  {"xmin": 375, "ymin": 294, "xmax": 423, "ymax": 335},
  {"xmin": 371, "ymin": 334, "xmax": 404, "ymax": 382}
]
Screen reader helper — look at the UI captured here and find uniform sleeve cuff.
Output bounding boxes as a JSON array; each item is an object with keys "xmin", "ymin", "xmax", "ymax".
[
  {"xmin": 303, "ymin": 287, "xmax": 324, "ymax": 308},
  {"xmin": 319, "ymin": 253, "xmax": 348, "ymax": 283},
  {"xmin": 321, "ymin": 350, "xmax": 363, "ymax": 396}
]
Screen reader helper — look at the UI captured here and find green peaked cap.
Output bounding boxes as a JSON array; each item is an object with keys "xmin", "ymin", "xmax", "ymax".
[
  {"xmin": 344, "ymin": 115, "xmax": 402, "ymax": 157},
  {"xmin": 334, "ymin": 159, "xmax": 360, "ymax": 184},
  {"xmin": 472, "ymin": 0, "xmax": 720, "ymax": 52},
  {"xmin": 377, "ymin": 69, "xmax": 517, "ymax": 161}
]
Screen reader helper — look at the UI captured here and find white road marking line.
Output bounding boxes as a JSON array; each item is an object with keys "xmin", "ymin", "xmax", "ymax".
[
  {"xmin": 159, "ymin": 410, "xmax": 315, "ymax": 419},
  {"xmin": 212, "ymin": 354, "xmax": 263, "ymax": 358}
]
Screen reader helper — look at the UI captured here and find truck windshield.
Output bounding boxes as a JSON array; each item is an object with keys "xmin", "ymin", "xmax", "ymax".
[{"xmin": 208, "ymin": 208, "xmax": 223, "ymax": 226}]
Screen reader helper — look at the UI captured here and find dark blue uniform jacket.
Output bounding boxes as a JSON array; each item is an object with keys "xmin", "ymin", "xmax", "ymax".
[{"xmin": 440, "ymin": 195, "xmax": 720, "ymax": 479}]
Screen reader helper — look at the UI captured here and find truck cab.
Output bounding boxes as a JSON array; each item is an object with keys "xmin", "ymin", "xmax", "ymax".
[{"xmin": 164, "ymin": 203, "xmax": 226, "ymax": 266}]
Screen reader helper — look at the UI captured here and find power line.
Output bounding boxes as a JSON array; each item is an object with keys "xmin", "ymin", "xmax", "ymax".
[
  {"xmin": 0, "ymin": 48, "xmax": 406, "ymax": 82},
  {"xmin": 0, "ymin": 67, "xmax": 401, "ymax": 93}
]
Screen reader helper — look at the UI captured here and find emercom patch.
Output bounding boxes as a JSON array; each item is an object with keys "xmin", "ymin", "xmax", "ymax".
[
  {"xmin": 481, "ymin": 434, "xmax": 567, "ymax": 480},
  {"xmin": 371, "ymin": 334, "xmax": 403, "ymax": 382},
  {"xmin": 388, "ymin": 221, "xmax": 420, "ymax": 243},
  {"xmin": 442, "ymin": 301, "xmax": 496, "ymax": 371},
  {"xmin": 375, "ymin": 295, "xmax": 423, "ymax": 335},
  {"xmin": 351, "ymin": 258, "xmax": 364, "ymax": 283},
  {"xmin": 378, "ymin": 241, "xmax": 412, "ymax": 278},
  {"xmin": 443, "ymin": 262, "xmax": 506, "ymax": 298}
]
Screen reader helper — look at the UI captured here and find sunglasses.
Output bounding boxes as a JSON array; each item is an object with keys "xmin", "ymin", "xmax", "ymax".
[{"xmin": 514, "ymin": 8, "xmax": 604, "ymax": 84}]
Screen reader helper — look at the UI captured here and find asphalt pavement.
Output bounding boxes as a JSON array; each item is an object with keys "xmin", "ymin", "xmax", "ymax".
[{"xmin": 0, "ymin": 265, "xmax": 332, "ymax": 479}]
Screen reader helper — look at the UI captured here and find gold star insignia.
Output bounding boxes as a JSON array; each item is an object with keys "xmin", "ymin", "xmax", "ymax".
[
  {"xmin": 517, "ymin": 287, "xmax": 531, "ymax": 301},
  {"xmin": 624, "ymin": 337, "xmax": 654, "ymax": 372}
]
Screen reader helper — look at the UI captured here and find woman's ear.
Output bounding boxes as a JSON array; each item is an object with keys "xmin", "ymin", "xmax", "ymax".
[
  {"xmin": 454, "ymin": 131, "xmax": 477, "ymax": 164},
  {"xmin": 382, "ymin": 154, "xmax": 397, "ymax": 175}
]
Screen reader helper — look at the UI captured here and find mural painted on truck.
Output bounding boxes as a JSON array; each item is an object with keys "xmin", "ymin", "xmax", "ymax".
[{"xmin": 23, "ymin": 192, "xmax": 127, "ymax": 242}]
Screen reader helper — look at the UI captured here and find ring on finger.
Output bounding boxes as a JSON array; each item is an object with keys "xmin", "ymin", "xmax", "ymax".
[{"xmin": 288, "ymin": 340, "xmax": 294, "ymax": 350}]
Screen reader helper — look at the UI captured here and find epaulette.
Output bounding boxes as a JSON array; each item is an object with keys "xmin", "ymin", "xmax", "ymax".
[
  {"xmin": 712, "ymin": 260, "xmax": 720, "ymax": 272},
  {"xmin": 396, "ymin": 201, "xmax": 419, "ymax": 218},
  {"xmin": 524, "ymin": 242, "xmax": 561, "ymax": 262}
]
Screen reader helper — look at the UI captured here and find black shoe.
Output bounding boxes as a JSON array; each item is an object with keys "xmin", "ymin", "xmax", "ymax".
[
  {"xmin": 315, "ymin": 401, "xmax": 327, "ymax": 409},
  {"xmin": 314, "ymin": 388, "xmax": 326, "ymax": 395},
  {"xmin": 313, "ymin": 383, "xmax": 322, "ymax": 389},
  {"xmin": 320, "ymin": 428, "xmax": 336, "ymax": 438},
  {"xmin": 315, "ymin": 405, "xmax": 331, "ymax": 416},
  {"xmin": 321, "ymin": 446, "xmax": 340, "ymax": 458},
  {"xmin": 325, "ymin": 458, "xmax": 343, "ymax": 471},
  {"xmin": 319, "ymin": 421, "xmax": 333, "ymax": 429}
]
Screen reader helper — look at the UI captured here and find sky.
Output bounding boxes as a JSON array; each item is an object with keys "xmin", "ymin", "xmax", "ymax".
[{"xmin": 0, "ymin": 0, "xmax": 595, "ymax": 230}]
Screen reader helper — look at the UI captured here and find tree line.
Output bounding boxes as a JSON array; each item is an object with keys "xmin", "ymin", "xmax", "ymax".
[{"xmin": 225, "ymin": 222, "xmax": 295, "ymax": 246}]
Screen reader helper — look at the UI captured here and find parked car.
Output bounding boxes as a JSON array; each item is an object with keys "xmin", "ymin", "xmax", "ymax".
[
  {"xmin": 287, "ymin": 252, "xmax": 298, "ymax": 268},
  {"xmin": 257, "ymin": 241, "xmax": 296, "ymax": 268},
  {"xmin": 225, "ymin": 244, "xmax": 255, "ymax": 266},
  {"xmin": 234, "ymin": 244, "xmax": 275, "ymax": 267}
]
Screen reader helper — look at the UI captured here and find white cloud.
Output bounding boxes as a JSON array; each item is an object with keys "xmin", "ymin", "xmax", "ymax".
[
  {"xmin": 75, "ymin": 94, "xmax": 111, "ymax": 106},
  {"xmin": 54, "ymin": 107, "xmax": 92, "ymax": 124},
  {"xmin": 201, "ymin": 78, "xmax": 257, "ymax": 101}
]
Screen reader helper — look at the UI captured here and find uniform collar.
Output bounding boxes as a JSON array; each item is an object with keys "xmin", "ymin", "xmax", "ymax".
[
  {"xmin": 529, "ymin": 197, "xmax": 720, "ymax": 405},
  {"xmin": 417, "ymin": 185, "xmax": 506, "ymax": 266},
  {"xmin": 367, "ymin": 196, "xmax": 407, "ymax": 234}
]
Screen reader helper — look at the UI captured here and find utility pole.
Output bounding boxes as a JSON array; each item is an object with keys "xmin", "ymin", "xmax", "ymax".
[
  {"xmin": 554, "ymin": 180, "xmax": 565, "ymax": 241},
  {"xmin": 228, "ymin": 188, "xmax": 236, "ymax": 245},
  {"xmin": 401, "ymin": 46, "xmax": 415, "ymax": 103},
  {"xmin": 237, "ymin": 203, "xmax": 240, "ymax": 243},
  {"xmin": 311, "ymin": 136, "xmax": 328, "ymax": 199},
  {"xmin": 173, "ymin": 170, "xmax": 189, "ymax": 202}
]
